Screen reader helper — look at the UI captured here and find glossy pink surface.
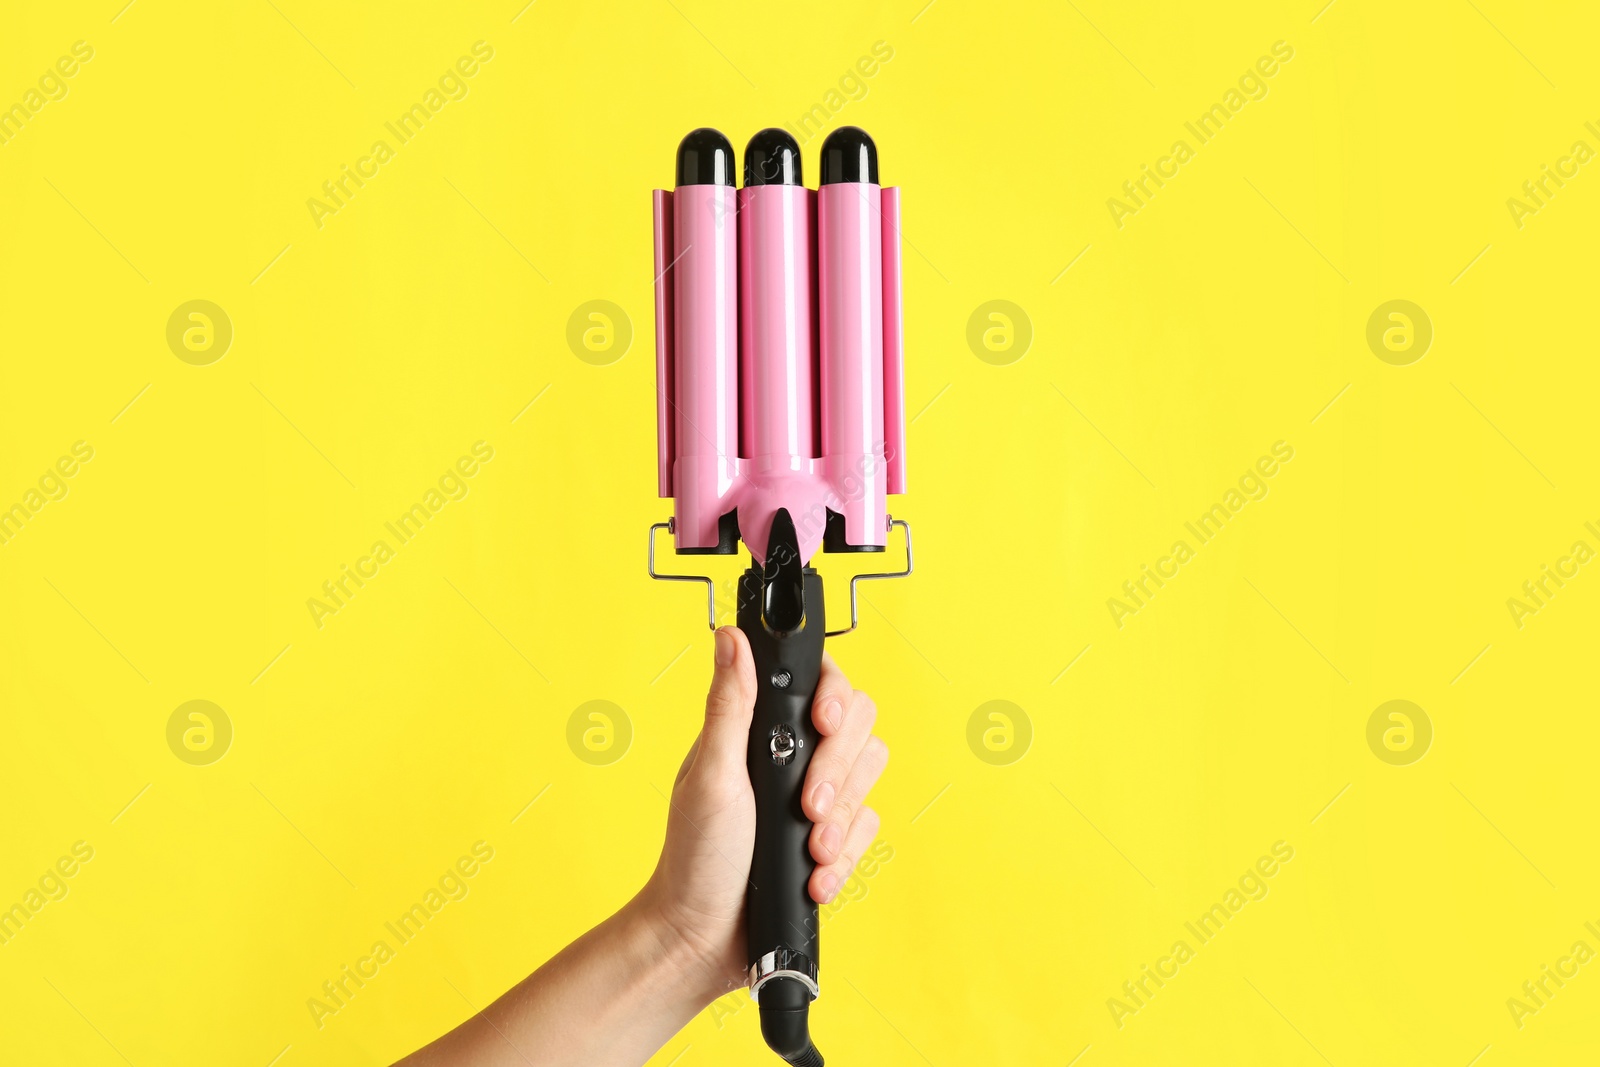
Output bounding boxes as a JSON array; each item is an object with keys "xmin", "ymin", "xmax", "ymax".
[
  {"xmin": 652, "ymin": 189, "xmax": 674, "ymax": 498},
  {"xmin": 881, "ymin": 186, "xmax": 906, "ymax": 496},
  {"xmin": 819, "ymin": 181, "xmax": 886, "ymax": 551},
  {"xmin": 739, "ymin": 185, "xmax": 814, "ymax": 461},
  {"xmin": 671, "ymin": 184, "xmax": 738, "ymax": 551},
  {"xmin": 652, "ymin": 182, "xmax": 904, "ymax": 565}
]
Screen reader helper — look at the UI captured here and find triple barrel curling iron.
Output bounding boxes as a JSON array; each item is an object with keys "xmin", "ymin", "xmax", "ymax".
[{"xmin": 648, "ymin": 126, "xmax": 911, "ymax": 1065}]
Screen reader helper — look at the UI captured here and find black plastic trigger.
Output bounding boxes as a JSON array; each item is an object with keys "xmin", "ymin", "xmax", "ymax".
[{"xmin": 761, "ymin": 509, "xmax": 806, "ymax": 635}]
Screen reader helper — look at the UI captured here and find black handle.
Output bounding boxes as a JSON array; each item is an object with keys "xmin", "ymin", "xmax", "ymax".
[
  {"xmin": 741, "ymin": 566, "xmax": 824, "ymax": 963},
  {"xmin": 738, "ymin": 555, "xmax": 826, "ymax": 1067}
]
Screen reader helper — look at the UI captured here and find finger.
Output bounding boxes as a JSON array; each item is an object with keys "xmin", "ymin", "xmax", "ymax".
[
  {"xmin": 810, "ymin": 652, "xmax": 853, "ymax": 737},
  {"xmin": 810, "ymin": 805, "xmax": 881, "ymax": 904},
  {"xmin": 810, "ymin": 735, "xmax": 887, "ymax": 864},
  {"xmin": 803, "ymin": 688, "xmax": 876, "ymax": 822},
  {"xmin": 698, "ymin": 627, "xmax": 756, "ymax": 773}
]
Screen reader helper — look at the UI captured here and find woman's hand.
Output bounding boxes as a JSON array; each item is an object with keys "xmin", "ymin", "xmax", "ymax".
[
  {"xmin": 393, "ymin": 626, "xmax": 888, "ymax": 1066},
  {"xmin": 640, "ymin": 626, "xmax": 890, "ymax": 1001}
]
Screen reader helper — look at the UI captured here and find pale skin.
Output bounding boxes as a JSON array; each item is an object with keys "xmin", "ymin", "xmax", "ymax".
[{"xmin": 395, "ymin": 626, "xmax": 889, "ymax": 1066}]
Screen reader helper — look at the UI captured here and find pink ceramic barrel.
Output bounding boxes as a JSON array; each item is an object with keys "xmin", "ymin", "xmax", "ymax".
[
  {"xmin": 818, "ymin": 181, "xmax": 887, "ymax": 548},
  {"xmin": 672, "ymin": 184, "xmax": 738, "ymax": 550},
  {"xmin": 881, "ymin": 186, "xmax": 906, "ymax": 496},
  {"xmin": 739, "ymin": 185, "xmax": 815, "ymax": 463}
]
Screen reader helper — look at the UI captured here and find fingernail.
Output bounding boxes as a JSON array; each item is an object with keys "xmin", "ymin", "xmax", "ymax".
[
  {"xmin": 813, "ymin": 781, "xmax": 834, "ymax": 816},
  {"xmin": 819, "ymin": 872, "xmax": 839, "ymax": 902},
  {"xmin": 824, "ymin": 700, "xmax": 842, "ymax": 731},
  {"xmin": 821, "ymin": 822, "xmax": 842, "ymax": 857},
  {"xmin": 714, "ymin": 629, "xmax": 734, "ymax": 668}
]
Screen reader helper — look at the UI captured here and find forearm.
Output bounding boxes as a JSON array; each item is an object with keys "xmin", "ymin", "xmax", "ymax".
[{"xmin": 395, "ymin": 885, "xmax": 717, "ymax": 1067}]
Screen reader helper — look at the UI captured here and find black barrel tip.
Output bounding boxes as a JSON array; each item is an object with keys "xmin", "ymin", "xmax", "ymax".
[
  {"xmin": 676, "ymin": 128, "xmax": 735, "ymax": 187},
  {"xmin": 745, "ymin": 127, "xmax": 802, "ymax": 187},
  {"xmin": 819, "ymin": 126, "xmax": 877, "ymax": 185}
]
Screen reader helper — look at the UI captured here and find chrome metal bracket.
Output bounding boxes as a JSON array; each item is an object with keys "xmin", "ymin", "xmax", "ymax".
[
  {"xmin": 649, "ymin": 517, "xmax": 912, "ymax": 636},
  {"xmin": 825, "ymin": 518, "xmax": 913, "ymax": 637},
  {"xmin": 647, "ymin": 520, "xmax": 717, "ymax": 631},
  {"xmin": 749, "ymin": 946, "xmax": 820, "ymax": 1002}
]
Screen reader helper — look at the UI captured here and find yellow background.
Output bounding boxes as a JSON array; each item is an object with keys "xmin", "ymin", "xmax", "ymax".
[{"xmin": 2, "ymin": 1, "xmax": 1597, "ymax": 1063}]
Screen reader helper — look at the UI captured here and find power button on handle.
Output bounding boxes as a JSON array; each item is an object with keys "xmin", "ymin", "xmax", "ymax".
[{"xmin": 769, "ymin": 724, "xmax": 797, "ymax": 766}]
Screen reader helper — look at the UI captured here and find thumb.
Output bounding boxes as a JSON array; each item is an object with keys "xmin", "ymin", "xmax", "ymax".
[{"xmin": 699, "ymin": 626, "xmax": 755, "ymax": 770}]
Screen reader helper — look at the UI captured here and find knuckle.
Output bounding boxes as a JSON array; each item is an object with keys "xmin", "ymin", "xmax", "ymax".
[
  {"xmin": 705, "ymin": 677, "xmax": 747, "ymax": 716},
  {"xmin": 858, "ymin": 805, "xmax": 881, "ymax": 836},
  {"xmin": 853, "ymin": 691, "xmax": 878, "ymax": 730}
]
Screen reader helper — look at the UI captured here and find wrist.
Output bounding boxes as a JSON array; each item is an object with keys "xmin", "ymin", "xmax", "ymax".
[{"xmin": 629, "ymin": 878, "xmax": 734, "ymax": 1011}]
